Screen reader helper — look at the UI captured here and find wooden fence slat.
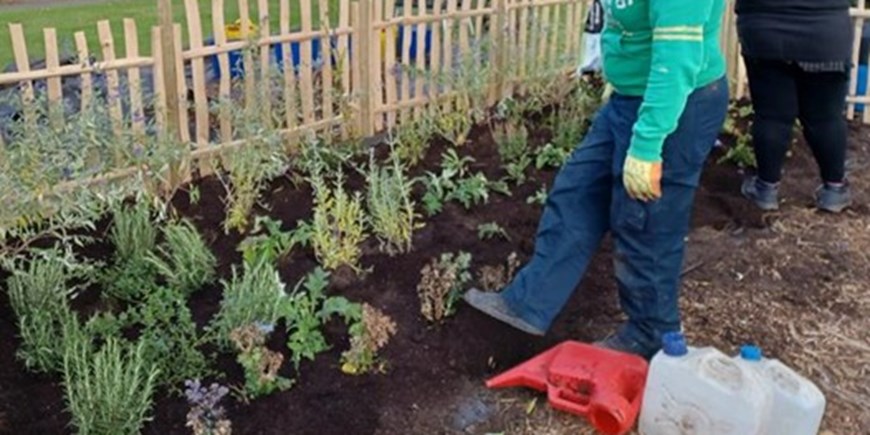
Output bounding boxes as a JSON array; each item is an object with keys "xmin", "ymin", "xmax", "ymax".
[
  {"xmin": 372, "ymin": 0, "xmax": 384, "ymax": 130},
  {"xmin": 459, "ymin": 0, "xmax": 471, "ymax": 59},
  {"xmin": 536, "ymin": 3, "xmax": 551, "ymax": 74},
  {"xmin": 548, "ymin": 2, "xmax": 560, "ymax": 68},
  {"xmin": 257, "ymin": 0, "xmax": 275, "ymax": 124},
  {"xmin": 213, "ymin": 0, "xmax": 233, "ymax": 142},
  {"xmin": 183, "ymin": 0, "xmax": 210, "ymax": 174},
  {"xmin": 238, "ymin": 0, "xmax": 256, "ymax": 111},
  {"xmin": 9, "ymin": 24, "xmax": 35, "ymax": 122},
  {"xmin": 351, "ymin": 1, "xmax": 362, "ymax": 130},
  {"xmin": 97, "ymin": 20, "xmax": 125, "ymax": 145},
  {"xmin": 151, "ymin": 26, "xmax": 167, "ymax": 134},
  {"xmin": 43, "ymin": 28, "xmax": 63, "ymax": 128},
  {"xmin": 413, "ymin": 0, "xmax": 426, "ymax": 118},
  {"xmin": 280, "ymin": 0, "xmax": 299, "ymax": 130},
  {"xmin": 517, "ymin": 0, "xmax": 529, "ymax": 80},
  {"xmin": 319, "ymin": 0, "xmax": 336, "ymax": 123},
  {"xmin": 444, "ymin": 0, "xmax": 456, "ymax": 94},
  {"xmin": 356, "ymin": 0, "xmax": 374, "ymax": 136},
  {"xmin": 400, "ymin": 0, "xmax": 413, "ymax": 122},
  {"xmin": 475, "ymin": 0, "xmax": 486, "ymax": 38},
  {"xmin": 74, "ymin": 32, "xmax": 93, "ymax": 109},
  {"xmin": 339, "ymin": 0, "xmax": 351, "ymax": 95},
  {"xmin": 173, "ymin": 23, "xmax": 191, "ymax": 144},
  {"xmin": 385, "ymin": 21, "xmax": 398, "ymax": 128},
  {"xmin": 124, "ymin": 19, "xmax": 145, "ymax": 135},
  {"xmin": 504, "ymin": 0, "xmax": 517, "ymax": 95},
  {"xmin": 299, "ymin": 0, "xmax": 316, "ymax": 123},
  {"xmin": 429, "ymin": 0, "xmax": 443, "ymax": 104}
]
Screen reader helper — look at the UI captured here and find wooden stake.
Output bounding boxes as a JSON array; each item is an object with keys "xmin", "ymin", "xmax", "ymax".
[
  {"xmin": 280, "ymin": 0, "xmax": 299, "ymax": 129},
  {"xmin": 9, "ymin": 24, "xmax": 35, "ymax": 122},
  {"xmin": 157, "ymin": 0, "xmax": 181, "ymax": 141},
  {"xmin": 299, "ymin": 0, "xmax": 316, "ymax": 123},
  {"xmin": 43, "ymin": 28, "xmax": 63, "ymax": 128},
  {"xmin": 98, "ymin": 20, "xmax": 124, "ymax": 143},
  {"xmin": 319, "ymin": 0, "xmax": 335, "ymax": 122},
  {"xmin": 151, "ymin": 26, "xmax": 168, "ymax": 134},
  {"xmin": 74, "ymin": 32, "xmax": 93, "ymax": 110},
  {"xmin": 124, "ymin": 19, "xmax": 145, "ymax": 135},
  {"xmin": 213, "ymin": 0, "xmax": 233, "ymax": 142}
]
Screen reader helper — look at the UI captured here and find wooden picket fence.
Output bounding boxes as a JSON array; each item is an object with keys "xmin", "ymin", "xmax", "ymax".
[{"xmin": 1, "ymin": 0, "xmax": 869, "ymax": 194}]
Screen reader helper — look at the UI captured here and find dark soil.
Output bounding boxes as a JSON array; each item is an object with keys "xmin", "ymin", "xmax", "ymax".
[{"xmin": 1, "ymin": 110, "xmax": 868, "ymax": 435}]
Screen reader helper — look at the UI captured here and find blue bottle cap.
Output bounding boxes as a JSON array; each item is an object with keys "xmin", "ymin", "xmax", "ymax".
[
  {"xmin": 662, "ymin": 331, "xmax": 688, "ymax": 357},
  {"xmin": 740, "ymin": 345, "xmax": 763, "ymax": 361}
]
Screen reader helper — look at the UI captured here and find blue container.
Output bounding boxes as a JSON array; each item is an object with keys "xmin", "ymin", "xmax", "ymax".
[
  {"xmin": 857, "ymin": 65, "xmax": 868, "ymax": 113},
  {"xmin": 209, "ymin": 37, "xmax": 333, "ymax": 79},
  {"xmin": 395, "ymin": 25, "xmax": 433, "ymax": 60}
]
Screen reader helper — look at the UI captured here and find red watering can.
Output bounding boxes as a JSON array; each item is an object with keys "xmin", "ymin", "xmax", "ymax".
[{"xmin": 485, "ymin": 341, "xmax": 649, "ymax": 435}]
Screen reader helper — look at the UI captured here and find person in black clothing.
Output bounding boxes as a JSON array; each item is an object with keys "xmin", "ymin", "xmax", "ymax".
[{"xmin": 736, "ymin": 0, "xmax": 854, "ymax": 212}]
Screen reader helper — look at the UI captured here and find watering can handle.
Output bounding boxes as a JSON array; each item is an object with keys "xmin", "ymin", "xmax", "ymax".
[{"xmin": 547, "ymin": 387, "xmax": 591, "ymax": 414}]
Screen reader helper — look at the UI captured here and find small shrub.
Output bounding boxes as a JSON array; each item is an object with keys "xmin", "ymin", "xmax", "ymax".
[
  {"xmin": 133, "ymin": 286, "xmax": 210, "ymax": 391},
  {"xmin": 417, "ymin": 252, "xmax": 472, "ymax": 322},
  {"xmin": 63, "ymin": 338, "xmax": 160, "ymax": 435},
  {"xmin": 102, "ymin": 202, "xmax": 160, "ymax": 301},
  {"xmin": 429, "ymin": 94, "xmax": 475, "ymax": 147},
  {"xmin": 307, "ymin": 168, "xmax": 368, "ymax": 271},
  {"xmin": 229, "ymin": 323, "xmax": 293, "ymax": 399},
  {"xmin": 148, "ymin": 219, "xmax": 216, "ymax": 295},
  {"xmin": 492, "ymin": 118, "xmax": 531, "ymax": 166},
  {"xmin": 208, "ymin": 257, "xmax": 289, "ymax": 350},
  {"xmin": 535, "ymin": 143, "xmax": 571, "ymax": 170},
  {"xmin": 184, "ymin": 380, "xmax": 232, "ymax": 435},
  {"xmin": 340, "ymin": 303, "xmax": 397, "ymax": 375},
  {"xmin": 390, "ymin": 117, "xmax": 434, "ymax": 167},
  {"xmin": 418, "ymin": 149, "xmax": 502, "ymax": 215},
  {"xmin": 718, "ymin": 135, "xmax": 757, "ymax": 169},
  {"xmin": 6, "ymin": 250, "xmax": 83, "ymax": 373},
  {"xmin": 364, "ymin": 150, "xmax": 420, "ymax": 255},
  {"xmin": 477, "ymin": 252, "xmax": 521, "ymax": 292}
]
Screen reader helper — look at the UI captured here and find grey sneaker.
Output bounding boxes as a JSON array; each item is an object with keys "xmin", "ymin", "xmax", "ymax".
[
  {"xmin": 462, "ymin": 288, "xmax": 545, "ymax": 336},
  {"xmin": 816, "ymin": 181, "xmax": 852, "ymax": 213},
  {"xmin": 741, "ymin": 176, "xmax": 779, "ymax": 211}
]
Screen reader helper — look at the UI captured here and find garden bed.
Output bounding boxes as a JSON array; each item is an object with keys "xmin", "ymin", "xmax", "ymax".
[{"xmin": 2, "ymin": 98, "xmax": 869, "ymax": 435}]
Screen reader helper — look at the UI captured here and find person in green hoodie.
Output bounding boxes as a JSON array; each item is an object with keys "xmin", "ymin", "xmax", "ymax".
[{"xmin": 463, "ymin": 0, "xmax": 729, "ymax": 359}]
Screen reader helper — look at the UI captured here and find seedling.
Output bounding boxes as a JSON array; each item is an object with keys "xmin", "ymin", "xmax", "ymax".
[
  {"xmin": 148, "ymin": 219, "xmax": 216, "ymax": 296},
  {"xmin": 535, "ymin": 143, "xmax": 571, "ymax": 170},
  {"xmin": 237, "ymin": 216, "xmax": 310, "ymax": 266},
  {"xmin": 478, "ymin": 222, "xmax": 510, "ymax": 241},
  {"xmin": 527, "ymin": 185, "xmax": 548, "ymax": 206}
]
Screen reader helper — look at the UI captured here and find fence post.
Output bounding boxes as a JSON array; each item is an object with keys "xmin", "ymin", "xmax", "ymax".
[
  {"xmin": 355, "ymin": 0, "xmax": 375, "ymax": 137},
  {"xmin": 157, "ymin": 0, "xmax": 181, "ymax": 141}
]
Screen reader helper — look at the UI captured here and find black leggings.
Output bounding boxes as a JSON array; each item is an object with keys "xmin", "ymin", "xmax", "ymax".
[{"xmin": 745, "ymin": 58, "xmax": 848, "ymax": 184}]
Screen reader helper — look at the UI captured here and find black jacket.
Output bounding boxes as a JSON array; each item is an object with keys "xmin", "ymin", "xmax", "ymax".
[{"xmin": 735, "ymin": 0, "xmax": 853, "ymax": 64}]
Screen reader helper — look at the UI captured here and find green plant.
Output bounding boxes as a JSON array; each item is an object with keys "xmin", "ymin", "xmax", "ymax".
[
  {"xmin": 102, "ymin": 201, "xmax": 160, "ymax": 302},
  {"xmin": 6, "ymin": 249, "xmax": 83, "ymax": 373},
  {"xmin": 132, "ymin": 286, "xmax": 210, "ymax": 391},
  {"xmin": 364, "ymin": 149, "xmax": 421, "ymax": 255},
  {"xmin": 418, "ymin": 149, "xmax": 502, "ymax": 215},
  {"xmin": 429, "ymin": 94, "xmax": 475, "ymax": 147},
  {"xmin": 535, "ymin": 143, "xmax": 571, "ymax": 169},
  {"xmin": 527, "ymin": 185, "xmax": 548, "ymax": 206},
  {"xmin": 390, "ymin": 117, "xmax": 434, "ymax": 167},
  {"xmin": 229, "ymin": 323, "xmax": 293, "ymax": 400},
  {"xmin": 148, "ymin": 219, "xmax": 216, "ymax": 295},
  {"xmin": 492, "ymin": 118, "xmax": 531, "ymax": 165},
  {"xmin": 340, "ymin": 303, "xmax": 397, "ymax": 375},
  {"xmin": 285, "ymin": 267, "xmax": 360, "ymax": 369},
  {"xmin": 718, "ymin": 135, "xmax": 757, "ymax": 169},
  {"xmin": 216, "ymin": 95, "xmax": 289, "ymax": 234},
  {"xmin": 307, "ymin": 167, "xmax": 368, "ymax": 272},
  {"xmin": 417, "ymin": 251, "xmax": 472, "ymax": 322},
  {"xmin": 237, "ymin": 216, "xmax": 310, "ymax": 266},
  {"xmin": 477, "ymin": 222, "xmax": 510, "ymax": 241},
  {"xmin": 63, "ymin": 338, "xmax": 160, "ymax": 435},
  {"xmin": 208, "ymin": 257, "xmax": 289, "ymax": 350}
]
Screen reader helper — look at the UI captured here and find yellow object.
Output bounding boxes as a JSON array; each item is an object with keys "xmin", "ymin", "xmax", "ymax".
[
  {"xmin": 225, "ymin": 19, "xmax": 258, "ymax": 40},
  {"xmin": 623, "ymin": 155, "xmax": 662, "ymax": 202}
]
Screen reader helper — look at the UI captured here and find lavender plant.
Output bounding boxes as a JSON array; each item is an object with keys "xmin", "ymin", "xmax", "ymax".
[{"xmin": 184, "ymin": 379, "xmax": 232, "ymax": 435}]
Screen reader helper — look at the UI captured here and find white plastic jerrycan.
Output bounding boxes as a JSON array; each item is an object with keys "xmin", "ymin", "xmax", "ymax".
[
  {"xmin": 734, "ymin": 345, "xmax": 826, "ymax": 435},
  {"xmin": 638, "ymin": 332, "xmax": 772, "ymax": 435}
]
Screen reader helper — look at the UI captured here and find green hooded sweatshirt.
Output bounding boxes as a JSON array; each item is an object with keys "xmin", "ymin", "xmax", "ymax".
[{"xmin": 601, "ymin": 0, "xmax": 727, "ymax": 162}]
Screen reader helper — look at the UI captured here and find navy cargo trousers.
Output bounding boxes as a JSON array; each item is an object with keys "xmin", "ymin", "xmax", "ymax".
[{"xmin": 502, "ymin": 77, "xmax": 729, "ymax": 351}]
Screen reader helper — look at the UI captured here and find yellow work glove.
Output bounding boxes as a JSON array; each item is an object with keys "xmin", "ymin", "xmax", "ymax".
[
  {"xmin": 623, "ymin": 155, "xmax": 662, "ymax": 202},
  {"xmin": 602, "ymin": 82, "xmax": 615, "ymax": 103}
]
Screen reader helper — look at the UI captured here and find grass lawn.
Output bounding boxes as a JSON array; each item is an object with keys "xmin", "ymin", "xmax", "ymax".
[{"xmin": 0, "ymin": 0, "xmax": 342, "ymax": 67}]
